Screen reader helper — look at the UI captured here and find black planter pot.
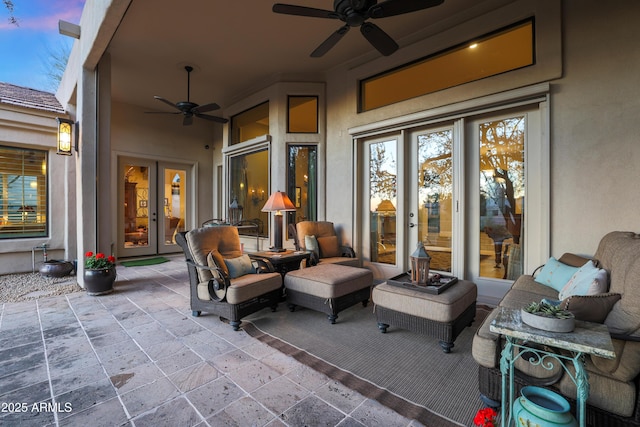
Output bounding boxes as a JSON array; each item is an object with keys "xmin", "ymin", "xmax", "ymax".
[
  {"xmin": 39, "ymin": 260, "xmax": 74, "ymax": 278},
  {"xmin": 83, "ymin": 268, "xmax": 116, "ymax": 295}
]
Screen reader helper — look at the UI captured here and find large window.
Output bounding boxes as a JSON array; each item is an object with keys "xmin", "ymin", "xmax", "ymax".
[
  {"xmin": 228, "ymin": 147, "xmax": 269, "ymax": 236},
  {"xmin": 287, "ymin": 145, "xmax": 317, "ymax": 229},
  {"xmin": 359, "ymin": 19, "xmax": 534, "ymax": 111},
  {"xmin": 0, "ymin": 146, "xmax": 48, "ymax": 238}
]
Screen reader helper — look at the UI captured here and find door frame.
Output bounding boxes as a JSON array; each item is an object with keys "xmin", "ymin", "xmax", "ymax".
[
  {"xmin": 350, "ymin": 84, "xmax": 550, "ymax": 304},
  {"xmin": 113, "ymin": 152, "xmax": 197, "ymax": 258}
]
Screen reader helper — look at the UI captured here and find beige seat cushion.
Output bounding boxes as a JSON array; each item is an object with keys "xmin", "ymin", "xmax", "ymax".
[
  {"xmin": 372, "ymin": 280, "xmax": 477, "ymax": 323},
  {"xmin": 284, "ymin": 264, "xmax": 372, "ymax": 299}
]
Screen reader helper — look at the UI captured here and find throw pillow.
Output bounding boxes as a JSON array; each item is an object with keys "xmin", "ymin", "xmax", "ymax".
[
  {"xmin": 557, "ymin": 253, "xmax": 594, "ymax": 268},
  {"xmin": 223, "ymin": 254, "xmax": 255, "ymax": 279},
  {"xmin": 317, "ymin": 236, "xmax": 341, "ymax": 258},
  {"xmin": 558, "ymin": 260, "xmax": 608, "ymax": 300},
  {"xmin": 560, "ymin": 293, "xmax": 621, "ymax": 323},
  {"xmin": 207, "ymin": 250, "xmax": 229, "ymax": 276},
  {"xmin": 305, "ymin": 235, "xmax": 320, "ymax": 258},
  {"xmin": 534, "ymin": 257, "xmax": 580, "ymax": 292}
]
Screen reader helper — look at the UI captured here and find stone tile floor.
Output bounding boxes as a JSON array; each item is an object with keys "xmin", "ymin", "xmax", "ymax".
[{"xmin": 0, "ymin": 256, "xmax": 424, "ymax": 427}]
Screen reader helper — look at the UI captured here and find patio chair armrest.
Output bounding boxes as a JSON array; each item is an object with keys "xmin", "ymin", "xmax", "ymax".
[
  {"xmin": 186, "ymin": 260, "xmax": 230, "ymax": 283},
  {"xmin": 249, "ymin": 257, "xmax": 276, "ymax": 273}
]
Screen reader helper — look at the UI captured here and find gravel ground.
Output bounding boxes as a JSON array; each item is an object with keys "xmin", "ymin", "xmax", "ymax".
[{"xmin": 0, "ymin": 272, "xmax": 83, "ymax": 303}]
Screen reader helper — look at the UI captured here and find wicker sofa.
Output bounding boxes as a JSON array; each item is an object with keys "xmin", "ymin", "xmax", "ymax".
[{"xmin": 472, "ymin": 231, "xmax": 640, "ymax": 427}]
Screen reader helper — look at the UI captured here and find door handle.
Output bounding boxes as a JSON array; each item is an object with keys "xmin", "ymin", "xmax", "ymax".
[{"xmin": 409, "ymin": 223, "xmax": 416, "ymax": 228}]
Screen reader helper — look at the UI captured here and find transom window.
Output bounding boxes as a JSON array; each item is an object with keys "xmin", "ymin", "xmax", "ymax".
[
  {"xmin": 230, "ymin": 101, "xmax": 269, "ymax": 145},
  {"xmin": 359, "ymin": 19, "xmax": 534, "ymax": 111}
]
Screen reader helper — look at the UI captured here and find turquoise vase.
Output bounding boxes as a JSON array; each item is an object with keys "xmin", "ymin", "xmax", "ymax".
[
  {"xmin": 512, "ymin": 386, "xmax": 578, "ymax": 427},
  {"xmin": 83, "ymin": 268, "xmax": 116, "ymax": 296}
]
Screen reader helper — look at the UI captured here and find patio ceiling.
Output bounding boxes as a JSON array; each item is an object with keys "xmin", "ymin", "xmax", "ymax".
[{"xmin": 105, "ymin": 0, "xmax": 515, "ymax": 114}]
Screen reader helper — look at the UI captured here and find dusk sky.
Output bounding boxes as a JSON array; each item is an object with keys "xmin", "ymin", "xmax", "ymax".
[{"xmin": 0, "ymin": 0, "xmax": 85, "ymax": 93}]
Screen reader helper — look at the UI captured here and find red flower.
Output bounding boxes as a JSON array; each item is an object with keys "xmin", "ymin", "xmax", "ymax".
[
  {"xmin": 107, "ymin": 255, "xmax": 116, "ymax": 263},
  {"xmin": 474, "ymin": 407, "xmax": 497, "ymax": 427},
  {"xmin": 85, "ymin": 251, "xmax": 93, "ymax": 257},
  {"xmin": 95, "ymin": 253, "xmax": 105, "ymax": 259}
]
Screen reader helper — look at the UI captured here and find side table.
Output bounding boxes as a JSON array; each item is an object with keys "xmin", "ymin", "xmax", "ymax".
[
  {"xmin": 248, "ymin": 250, "xmax": 311, "ymax": 277},
  {"xmin": 490, "ymin": 307, "xmax": 615, "ymax": 427}
]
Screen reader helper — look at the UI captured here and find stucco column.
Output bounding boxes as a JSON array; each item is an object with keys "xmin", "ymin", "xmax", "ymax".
[{"xmin": 75, "ymin": 67, "xmax": 98, "ymax": 288}]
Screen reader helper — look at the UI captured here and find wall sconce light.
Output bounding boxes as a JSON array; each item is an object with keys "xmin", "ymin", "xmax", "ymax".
[
  {"xmin": 251, "ymin": 188, "xmax": 266, "ymax": 206},
  {"xmin": 56, "ymin": 118, "xmax": 75, "ymax": 156}
]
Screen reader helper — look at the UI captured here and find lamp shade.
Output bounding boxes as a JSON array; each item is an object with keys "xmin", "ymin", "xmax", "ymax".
[{"xmin": 261, "ymin": 191, "xmax": 296, "ymax": 213}]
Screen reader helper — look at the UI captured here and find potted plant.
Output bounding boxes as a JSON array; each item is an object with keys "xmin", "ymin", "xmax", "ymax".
[
  {"xmin": 474, "ymin": 407, "xmax": 497, "ymax": 427},
  {"xmin": 83, "ymin": 251, "xmax": 117, "ymax": 295},
  {"xmin": 521, "ymin": 300, "xmax": 575, "ymax": 332}
]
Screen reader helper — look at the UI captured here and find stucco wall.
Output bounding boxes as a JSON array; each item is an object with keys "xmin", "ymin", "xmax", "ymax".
[
  {"xmin": 0, "ymin": 107, "xmax": 74, "ymax": 274},
  {"xmin": 322, "ymin": 0, "xmax": 639, "ymax": 263},
  {"xmin": 110, "ymin": 101, "xmax": 221, "ymax": 236},
  {"xmin": 549, "ymin": 1, "xmax": 640, "ymax": 255}
]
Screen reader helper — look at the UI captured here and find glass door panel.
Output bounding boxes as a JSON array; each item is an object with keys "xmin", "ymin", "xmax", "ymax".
[
  {"xmin": 159, "ymin": 166, "xmax": 187, "ymax": 253},
  {"xmin": 369, "ymin": 139, "xmax": 399, "ymax": 268},
  {"xmin": 120, "ymin": 158, "xmax": 157, "ymax": 257},
  {"xmin": 478, "ymin": 115, "xmax": 525, "ymax": 279},
  {"xmin": 416, "ymin": 129, "xmax": 453, "ymax": 273}
]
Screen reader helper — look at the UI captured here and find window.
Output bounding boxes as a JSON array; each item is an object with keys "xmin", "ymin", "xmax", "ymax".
[
  {"xmin": 287, "ymin": 96, "xmax": 318, "ymax": 133},
  {"xmin": 360, "ymin": 19, "xmax": 534, "ymax": 111},
  {"xmin": 287, "ymin": 145, "xmax": 317, "ymax": 229},
  {"xmin": 0, "ymin": 146, "xmax": 48, "ymax": 238},
  {"xmin": 230, "ymin": 101, "xmax": 269, "ymax": 145},
  {"xmin": 228, "ymin": 147, "xmax": 269, "ymax": 236}
]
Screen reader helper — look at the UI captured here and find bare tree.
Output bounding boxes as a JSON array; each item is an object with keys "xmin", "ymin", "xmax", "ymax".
[{"xmin": 3, "ymin": 0, "xmax": 18, "ymax": 26}]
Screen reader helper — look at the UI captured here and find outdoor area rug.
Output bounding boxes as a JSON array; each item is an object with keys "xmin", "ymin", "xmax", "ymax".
[
  {"xmin": 244, "ymin": 303, "xmax": 490, "ymax": 426},
  {"xmin": 120, "ymin": 256, "xmax": 170, "ymax": 267}
]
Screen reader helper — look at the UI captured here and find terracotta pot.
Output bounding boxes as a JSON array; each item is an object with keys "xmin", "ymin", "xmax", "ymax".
[{"xmin": 83, "ymin": 268, "xmax": 116, "ymax": 296}]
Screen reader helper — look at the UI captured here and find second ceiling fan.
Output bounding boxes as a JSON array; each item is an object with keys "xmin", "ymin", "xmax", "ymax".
[
  {"xmin": 146, "ymin": 66, "xmax": 228, "ymax": 126},
  {"xmin": 273, "ymin": 0, "xmax": 444, "ymax": 57}
]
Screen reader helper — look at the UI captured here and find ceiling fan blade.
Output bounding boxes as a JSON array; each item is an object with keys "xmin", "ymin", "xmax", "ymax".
[
  {"xmin": 360, "ymin": 22, "xmax": 398, "ymax": 56},
  {"xmin": 368, "ymin": 0, "xmax": 444, "ymax": 19},
  {"xmin": 153, "ymin": 96, "xmax": 181, "ymax": 111},
  {"xmin": 183, "ymin": 115, "xmax": 193, "ymax": 126},
  {"xmin": 192, "ymin": 102, "xmax": 220, "ymax": 114},
  {"xmin": 273, "ymin": 4, "xmax": 338, "ymax": 19},
  {"xmin": 195, "ymin": 113, "xmax": 229, "ymax": 124},
  {"xmin": 311, "ymin": 25, "xmax": 350, "ymax": 58}
]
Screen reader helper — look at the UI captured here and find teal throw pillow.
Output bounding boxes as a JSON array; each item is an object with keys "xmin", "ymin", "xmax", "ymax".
[
  {"xmin": 223, "ymin": 254, "xmax": 255, "ymax": 279},
  {"xmin": 534, "ymin": 257, "xmax": 580, "ymax": 292},
  {"xmin": 558, "ymin": 260, "xmax": 608, "ymax": 300},
  {"xmin": 305, "ymin": 235, "xmax": 320, "ymax": 258}
]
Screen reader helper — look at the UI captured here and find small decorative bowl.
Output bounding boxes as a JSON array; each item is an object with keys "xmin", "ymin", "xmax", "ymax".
[{"xmin": 521, "ymin": 308, "xmax": 575, "ymax": 333}]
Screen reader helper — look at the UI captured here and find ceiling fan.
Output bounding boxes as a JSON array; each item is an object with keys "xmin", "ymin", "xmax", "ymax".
[
  {"xmin": 145, "ymin": 66, "xmax": 228, "ymax": 126},
  {"xmin": 273, "ymin": 0, "xmax": 444, "ymax": 57}
]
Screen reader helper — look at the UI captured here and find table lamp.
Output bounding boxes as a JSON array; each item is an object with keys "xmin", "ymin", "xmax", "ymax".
[{"xmin": 261, "ymin": 191, "xmax": 296, "ymax": 252}]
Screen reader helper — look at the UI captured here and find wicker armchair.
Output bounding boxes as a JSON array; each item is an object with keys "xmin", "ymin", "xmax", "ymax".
[{"xmin": 175, "ymin": 226, "xmax": 282, "ymax": 331}]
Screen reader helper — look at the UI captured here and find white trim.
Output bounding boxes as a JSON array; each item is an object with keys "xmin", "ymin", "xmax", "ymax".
[{"xmin": 349, "ymin": 83, "xmax": 550, "ymax": 138}]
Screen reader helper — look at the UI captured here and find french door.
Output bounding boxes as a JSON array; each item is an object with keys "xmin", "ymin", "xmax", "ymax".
[
  {"xmin": 118, "ymin": 157, "xmax": 189, "ymax": 258},
  {"xmin": 360, "ymin": 103, "xmax": 545, "ymax": 294}
]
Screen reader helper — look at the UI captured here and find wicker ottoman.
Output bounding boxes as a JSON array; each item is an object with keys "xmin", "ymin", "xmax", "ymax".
[
  {"xmin": 372, "ymin": 280, "xmax": 477, "ymax": 353},
  {"xmin": 284, "ymin": 264, "xmax": 373, "ymax": 324}
]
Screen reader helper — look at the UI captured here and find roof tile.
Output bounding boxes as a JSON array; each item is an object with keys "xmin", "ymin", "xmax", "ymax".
[{"xmin": 0, "ymin": 82, "xmax": 64, "ymax": 114}]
